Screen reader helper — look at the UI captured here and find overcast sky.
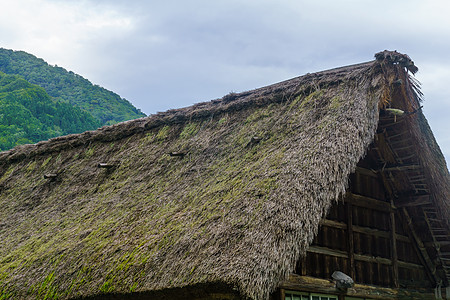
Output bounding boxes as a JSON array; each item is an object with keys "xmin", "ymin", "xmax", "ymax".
[{"xmin": 0, "ymin": 0, "xmax": 449, "ymax": 165}]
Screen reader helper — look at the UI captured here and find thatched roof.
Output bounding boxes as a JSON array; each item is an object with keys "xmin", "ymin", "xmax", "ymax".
[{"xmin": 0, "ymin": 51, "xmax": 448, "ymax": 299}]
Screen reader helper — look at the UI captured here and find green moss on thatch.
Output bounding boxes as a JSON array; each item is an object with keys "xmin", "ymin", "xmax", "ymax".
[{"xmin": 0, "ymin": 55, "xmax": 447, "ymax": 300}]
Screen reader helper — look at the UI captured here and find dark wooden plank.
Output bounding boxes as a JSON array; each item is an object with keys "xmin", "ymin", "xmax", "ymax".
[
  {"xmin": 320, "ymin": 219, "xmax": 410, "ymax": 243},
  {"xmin": 390, "ymin": 209, "xmax": 399, "ymax": 287},
  {"xmin": 400, "ymin": 208, "xmax": 438, "ymax": 285},
  {"xmin": 355, "ymin": 166, "xmax": 378, "ymax": 178},
  {"xmin": 396, "ymin": 195, "xmax": 431, "ymax": 207},
  {"xmin": 346, "ymin": 202, "xmax": 355, "ymax": 280},
  {"xmin": 346, "ymin": 193, "xmax": 392, "ymax": 212},
  {"xmin": 307, "ymin": 246, "xmax": 424, "ymax": 270}
]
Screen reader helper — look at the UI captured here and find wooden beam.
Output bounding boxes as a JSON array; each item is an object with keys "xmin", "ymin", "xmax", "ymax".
[
  {"xmin": 346, "ymin": 202, "xmax": 355, "ymax": 280},
  {"xmin": 345, "ymin": 193, "xmax": 392, "ymax": 212},
  {"xmin": 279, "ymin": 275, "xmax": 436, "ymax": 300},
  {"xmin": 355, "ymin": 166, "xmax": 378, "ymax": 178},
  {"xmin": 279, "ymin": 288, "xmax": 285, "ymax": 300},
  {"xmin": 395, "ymin": 195, "xmax": 431, "ymax": 207},
  {"xmin": 401, "ymin": 208, "xmax": 438, "ymax": 285},
  {"xmin": 320, "ymin": 219, "xmax": 410, "ymax": 243},
  {"xmin": 308, "ymin": 245, "xmax": 347, "ymax": 259},
  {"xmin": 390, "ymin": 208, "xmax": 399, "ymax": 288},
  {"xmin": 307, "ymin": 246, "xmax": 424, "ymax": 270},
  {"xmin": 379, "ymin": 164, "xmax": 421, "ymax": 172},
  {"xmin": 299, "ymin": 256, "xmax": 307, "ymax": 276}
]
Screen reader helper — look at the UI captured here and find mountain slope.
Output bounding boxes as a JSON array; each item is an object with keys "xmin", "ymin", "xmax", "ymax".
[
  {"xmin": 0, "ymin": 48, "xmax": 146, "ymax": 125},
  {"xmin": 0, "ymin": 71, "xmax": 101, "ymax": 151}
]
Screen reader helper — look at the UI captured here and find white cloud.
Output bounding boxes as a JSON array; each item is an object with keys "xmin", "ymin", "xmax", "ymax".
[
  {"xmin": 0, "ymin": 0, "xmax": 135, "ymax": 74},
  {"xmin": 0, "ymin": 0, "xmax": 448, "ymax": 164}
]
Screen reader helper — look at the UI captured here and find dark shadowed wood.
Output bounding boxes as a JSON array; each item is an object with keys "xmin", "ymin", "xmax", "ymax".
[
  {"xmin": 345, "ymin": 193, "xmax": 392, "ymax": 212},
  {"xmin": 320, "ymin": 219, "xmax": 410, "ymax": 243},
  {"xmin": 401, "ymin": 208, "xmax": 438, "ymax": 285},
  {"xmin": 307, "ymin": 246, "xmax": 423, "ymax": 270},
  {"xmin": 396, "ymin": 194, "xmax": 431, "ymax": 207},
  {"xmin": 390, "ymin": 207, "xmax": 399, "ymax": 288},
  {"xmin": 346, "ymin": 202, "xmax": 355, "ymax": 280}
]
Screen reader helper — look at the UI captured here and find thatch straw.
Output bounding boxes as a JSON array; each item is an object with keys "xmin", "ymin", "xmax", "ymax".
[{"xmin": 0, "ymin": 52, "xmax": 448, "ymax": 299}]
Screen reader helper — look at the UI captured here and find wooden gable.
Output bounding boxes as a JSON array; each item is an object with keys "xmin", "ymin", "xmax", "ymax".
[{"xmin": 278, "ymin": 106, "xmax": 450, "ymax": 299}]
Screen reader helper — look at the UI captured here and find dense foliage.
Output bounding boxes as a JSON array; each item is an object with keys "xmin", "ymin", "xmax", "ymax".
[
  {"xmin": 0, "ymin": 48, "xmax": 146, "ymax": 125},
  {"xmin": 0, "ymin": 71, "xmax": 101, "ymax": 151}
]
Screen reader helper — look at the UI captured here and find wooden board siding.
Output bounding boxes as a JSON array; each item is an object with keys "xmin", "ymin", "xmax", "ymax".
[{"xmin": 295, "ymin": 154, "xmax": 434, "ymax": 290}]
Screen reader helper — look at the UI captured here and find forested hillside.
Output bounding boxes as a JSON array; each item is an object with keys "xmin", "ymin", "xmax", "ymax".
[
  {"xmin": 0, "ymin": 48, "xmax": 146, "ymax": 125},
  {"xmin": 0, "ymin": 71, "xmax": 101, "ymax": 151}
]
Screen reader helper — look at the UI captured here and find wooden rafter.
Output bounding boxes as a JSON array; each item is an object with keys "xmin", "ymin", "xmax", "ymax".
[{"xmin": 401, "ymin": 208, "xmax": 439, "ymax": 285}]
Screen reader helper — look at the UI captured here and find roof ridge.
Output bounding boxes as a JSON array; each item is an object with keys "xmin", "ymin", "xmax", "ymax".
[{"xmin": 0, "ymin": 60, "xmax": 377, "ymax": 162}]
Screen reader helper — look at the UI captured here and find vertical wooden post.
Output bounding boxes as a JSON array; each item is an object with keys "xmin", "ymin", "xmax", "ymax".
[
  {"xmin": 346, "ymin": 201, "xmax": 355, "ymax": 280},
  {"xmin": 300, "ymin": 256, "xmax": 307, "ymax": 276},
  {"xmin": 389, "ymin": 203, "xmax": 399, "ymax": 288},
  {"xmin": 280, "ymin": 288, "xmax": 286, "ymax": 300}
]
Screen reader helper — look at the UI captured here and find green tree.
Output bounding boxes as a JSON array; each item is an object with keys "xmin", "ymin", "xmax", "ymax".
[{"xmin": 0, "ymin": 48, "xmax": 146, "ymax": 125}]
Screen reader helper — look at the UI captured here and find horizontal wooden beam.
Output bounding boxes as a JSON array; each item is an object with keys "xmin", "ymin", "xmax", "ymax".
[
  {"xmin": 355, "ymin": 166, "xmax": 378, "ymax": 178},
  {"xmin": 345, "ymin": 193, "xmax": 392, "ymax": 212},
  {"xmin": 308, "ymin": 245, "xmax": 347, "ymax": 258},
  {"xmin": 307, "ymin": 246, "xmax": 424, "ymax": 269},
  {"xmin": 279, "ymin": 275, "xmax": 435, "ymax": 300},
  {"xmin": 425, "ymin": 241, "xmax": 450, "ymax": 247},
  {"xmin": 320, "ymin": 219, "xmax": 410, "ymax": 243},
  {"xmin": 379, "ymin": 164, "xmax": 421, "ymax": 172},
  {"xmin": 395, "ymin": 195, "xmax": 431, "ymax": 207}
]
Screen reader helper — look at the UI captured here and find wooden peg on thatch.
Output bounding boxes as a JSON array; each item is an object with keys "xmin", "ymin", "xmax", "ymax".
[
  {"xmin": 169, "ymin": 152, "xmax": 186, "ymax": 157},
  {"xmin": 43, "ymin": 173, "xmax": 58, "ymax": 179},
  {"xmin": 97, "ymin": 163, "xmax": 115, "ymax": 169},
  {"xmin": 246, "ymin": 136, "xmax": 262, "ymax": 148}
]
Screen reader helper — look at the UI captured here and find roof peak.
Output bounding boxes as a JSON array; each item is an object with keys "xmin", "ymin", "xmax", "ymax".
[{"xmin": 375, "ymin": 50, "xmax": 418, "ymax": 74}]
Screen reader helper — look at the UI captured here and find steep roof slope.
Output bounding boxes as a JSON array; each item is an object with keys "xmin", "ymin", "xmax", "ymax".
[{"xmin": 0, "ymin": 52, "xmax": 448, "ymax": 299}]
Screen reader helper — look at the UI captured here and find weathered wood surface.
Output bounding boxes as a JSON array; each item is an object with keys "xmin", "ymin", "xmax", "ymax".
[{"xmin": 280, "ymin": 275, "xmax": 436, "ymax": 300}]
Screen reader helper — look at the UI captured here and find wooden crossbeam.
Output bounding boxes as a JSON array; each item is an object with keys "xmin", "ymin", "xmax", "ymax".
[
  {"xmin": 395, "ymin": 195, "xmax": 431, "ymax": 207},
  {"xmin": 345, "ymin": 193, "xmax": 392, "ymax": 212},
  {"xmin": 307, "ymin": 246, "xmax": 424, "ymax": 270},
  {"xmin": 320, "ymin": 219, "xmax": 410, "ymax": 243},
  {"xmin": 355, "ymin": 166, "xmax": 378, "ymax": 178}
]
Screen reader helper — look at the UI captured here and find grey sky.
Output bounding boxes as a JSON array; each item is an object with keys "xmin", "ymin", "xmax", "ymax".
[{"xmin": 1, "ymin": 0, "xmax": 449, "ymax": 164}]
